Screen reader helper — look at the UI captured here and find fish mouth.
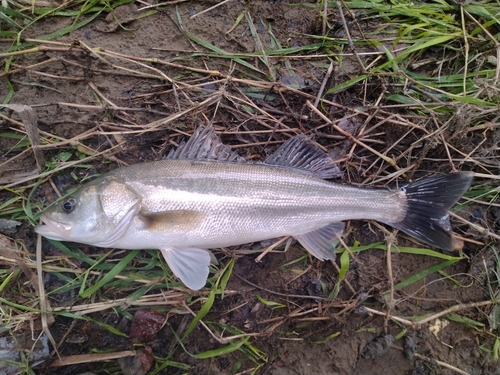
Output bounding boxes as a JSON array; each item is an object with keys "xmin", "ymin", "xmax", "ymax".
[{"xmin": 34, "ymin": 214, "xmax": 73, "ymax": 241}]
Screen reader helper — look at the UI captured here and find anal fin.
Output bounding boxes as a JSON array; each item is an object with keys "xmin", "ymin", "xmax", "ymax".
[
  {"xmin": 294, "ymin": 222, "xmax": 345, "ymax": 261},
  {"xmin": 160, "ymin": 247, "xmax": 212, "ymax": 290}
]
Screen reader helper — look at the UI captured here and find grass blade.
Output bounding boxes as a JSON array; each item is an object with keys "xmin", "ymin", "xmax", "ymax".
[
  {"xmin": 182, "ymin": 289, "xmax": 215, "ymax": 340},
  {"xmin": 79, "ymin": 250, "xmax": 140, "ymax": 298},
  {"xmin": 193, "ymin": 337, "xmax": 249, "ymax": 359},
  {"xmin": 393, "ymin": 259, "xmax": 459, "ymax": 290}
]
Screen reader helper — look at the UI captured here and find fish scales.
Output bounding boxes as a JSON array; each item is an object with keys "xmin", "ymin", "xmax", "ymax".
[
  {"xmin": 35, "ymin": 126, "xmax": 474, "ymax": 290},
  {"xmin": 104, "ymin": 160, "xmax": 406, "ymax": 250}
]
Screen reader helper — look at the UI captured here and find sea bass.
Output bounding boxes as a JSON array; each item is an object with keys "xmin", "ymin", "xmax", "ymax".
[{"xmin": 35, "ymin": 126, "xmax": 473, "ymax": 290}]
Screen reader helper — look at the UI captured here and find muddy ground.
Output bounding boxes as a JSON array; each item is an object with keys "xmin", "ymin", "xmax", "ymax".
[{"xmin": 1, "ymin": 1, "xmax": 499, "ymax": 375}]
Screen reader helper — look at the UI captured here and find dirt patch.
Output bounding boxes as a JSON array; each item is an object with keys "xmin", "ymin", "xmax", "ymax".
[{"xmin": 1, "ymin": 1, "xmax": 499, "ymax": 375}]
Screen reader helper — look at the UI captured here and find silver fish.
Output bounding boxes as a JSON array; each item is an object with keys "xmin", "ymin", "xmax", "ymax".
[{"xmin": 35, "ymin": 126, "xmax": 473, "ymax": 290}]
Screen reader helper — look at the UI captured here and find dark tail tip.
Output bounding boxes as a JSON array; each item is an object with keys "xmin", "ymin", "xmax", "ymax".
[{"xmin": 391, "ymin": 172, "xmax": 473, "ymax": 251}]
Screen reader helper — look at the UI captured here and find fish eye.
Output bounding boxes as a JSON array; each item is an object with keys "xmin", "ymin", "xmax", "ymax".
[{"xmin": 61, "ymin": 197, "xmax": 76, "ymax": 213}]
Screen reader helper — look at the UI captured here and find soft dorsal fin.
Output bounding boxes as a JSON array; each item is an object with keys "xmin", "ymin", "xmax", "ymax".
[
  {"xmin": 264, "ymin": 135, "xmax": 342, "ymax": 179},
  {"xmin": 167, "ymin": 126, "xmax": 245, "ymax": 162}
]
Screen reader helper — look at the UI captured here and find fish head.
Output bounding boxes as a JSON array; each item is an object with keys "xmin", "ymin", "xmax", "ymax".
[{"xmin": 35, "ymin": 178, "xmax": 141, "ymax": 247}]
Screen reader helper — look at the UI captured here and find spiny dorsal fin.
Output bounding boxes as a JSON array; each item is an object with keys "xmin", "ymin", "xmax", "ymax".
[
  {"xmin": 264, "ymin": 135, "xmax": 342, "ymax": 179},
  {"xmin": 167, "ymin": 126, "xmax": 245, "ymax": 163}
]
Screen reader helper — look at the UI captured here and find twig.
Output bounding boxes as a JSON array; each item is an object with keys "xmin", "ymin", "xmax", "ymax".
[
  {"xmin": 245, "ymin": 11, "xmax": 274, "ymax": 80},
  {"xmin": 189, "ymin": 0, "xmax": 234, "ymax": 19},
  {"xmin": 363, "ymin": 306, "xmax": 421, "ymax": 327},
  {"xmin": 137, "ymin": 0, "xmax": 189, "ymax": 11},
  {"xmin": 364, "ymin": 300, "xmax": 493, "ymax": 329},
  {"xmin": 182, "ymin": 302, "xmax": 227, "ymax": 344},
  {"xmin": 336, "ymin": 0, "xmax": 365, "ymax": 71},
  {"xmin": 313, "ymin": 62, "xmax": 334, "ymax": 108},
  {"xmin": 450, "ymin": 211, "xmax": 500, "ymax": 242},
  {"xmin": 2, "ymin": 141, "xmax": 126, "ymax": 189},
  {"xmin": 51, "ymin": 350, "xmax": 137, "ymax": 367},
  {"xmin": 306, "ymin": 101, "xmax": 400, "ymax": 170},
  {"xmin": 234, "ymin": 273, "xmax": 347, "ymax": 302},
  {"xmin": 393, "ymin": 345, "xmax": 472, "ymax": 375},
  {"xmin": 36, "ymin": 233, "xmax": 59, "ymax": 358},
  {"xmin": 459, "ymin": 5, "xmax": 469, "ymax": 97},
  {"xmin": 322, "ymin": 0, "xmax": 328, "ymax": 36},
  {"xmin": 385, "ymin": 232, "xmax": 396, "ymax": 310},
  {"xmin": 255, "ymin": 236, "xmax": 290, "ymax": 262},
  {"xmin": 415, "ymin": 300, "xmax": 493, "ymax": 326},
  {"xmin": 462, "ymin": 9, "xmax": 500, "ymax": 85},
  {"xmin": 288, "ymin": 265, "xmax": 313, "ymax": 284}
]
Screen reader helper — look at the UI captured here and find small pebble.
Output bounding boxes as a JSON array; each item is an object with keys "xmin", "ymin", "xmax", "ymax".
[{"xmin": 0, "ymin": 218, "xmax": 21, "ymax": 236}]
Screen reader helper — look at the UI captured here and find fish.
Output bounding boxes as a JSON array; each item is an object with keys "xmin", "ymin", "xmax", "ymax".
[{"xmin": 35, "ymin": 126, "xmax": 474, "ymax": 290}]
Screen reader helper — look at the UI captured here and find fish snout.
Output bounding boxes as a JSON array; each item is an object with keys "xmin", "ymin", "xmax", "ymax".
[{"xmin": 34, "ymin": 214, "xmax": 73, "ymax": 240}]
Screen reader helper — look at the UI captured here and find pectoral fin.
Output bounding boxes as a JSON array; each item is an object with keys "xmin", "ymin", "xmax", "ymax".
[
  {"xmin": 160, "ymin": 247, "xmax": 211, "ymax": 290},
  {"xmin": 294, "ymin": 222, "xmax": 345, "ymax": 261},
  {"xmin": 138, "ymin": 210, "xmax": 205, "ymax": 232}
]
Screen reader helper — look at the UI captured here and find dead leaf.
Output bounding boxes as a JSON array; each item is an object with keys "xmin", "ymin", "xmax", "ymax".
[
  {"xmin": 130, "ymin": 309, "xmax": 168, "ymax": 344},
  {"xmin": 117, "ymin": 347, "xmax": 154, "ymax": 375},
  {"xmin": 1, "ymin": 104, "xmax": 44, "ymax": 172}
]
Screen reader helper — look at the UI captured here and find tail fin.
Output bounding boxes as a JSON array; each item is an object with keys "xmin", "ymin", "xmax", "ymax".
[{"xmin": 390, "ymin": 172, "xmax": 473, "ymax": 251}]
